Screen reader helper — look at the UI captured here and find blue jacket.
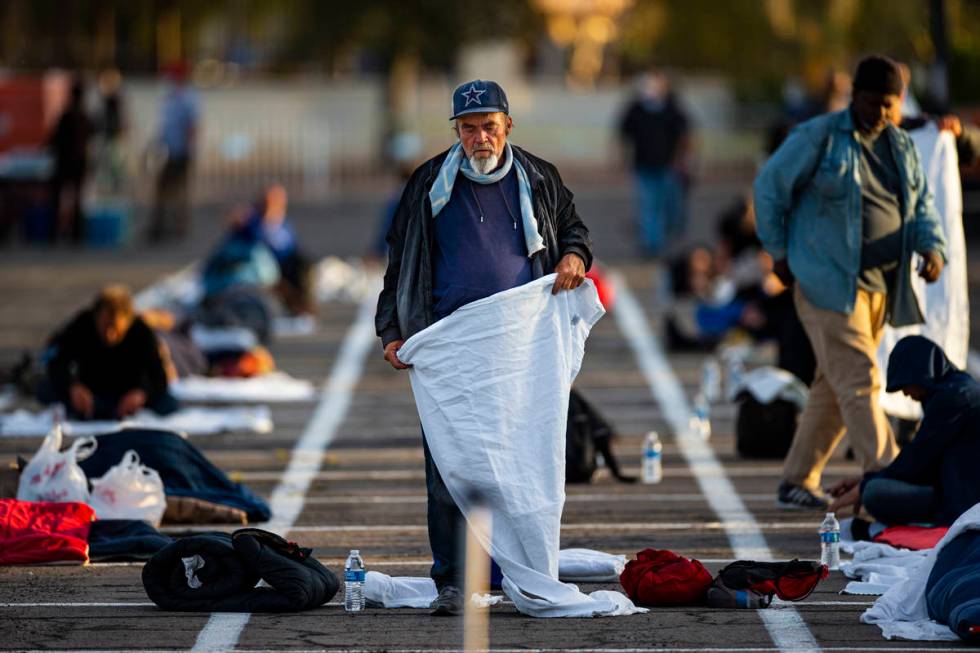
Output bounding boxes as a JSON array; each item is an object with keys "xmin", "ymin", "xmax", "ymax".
[
  {"xmin": 754, "ymin": 109, "xmax": 946, "ymax": 326},
  {"xmin": 863, "ymin": 336, "xmax": 980, "ymax": 525}
]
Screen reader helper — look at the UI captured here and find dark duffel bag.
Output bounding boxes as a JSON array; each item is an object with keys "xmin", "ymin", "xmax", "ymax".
[{"xmin": 735, "ymin": 394, "xmax": 798, "ymax": 459}]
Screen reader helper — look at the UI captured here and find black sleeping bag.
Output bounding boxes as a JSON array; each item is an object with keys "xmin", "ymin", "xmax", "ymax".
[
  {"xmin": 142, "ymin": 529, "xmax": 338, "ymax": 612},
  {"xmin": 926, "ymin": 529, "xmax": 980, "ymax": 642}
]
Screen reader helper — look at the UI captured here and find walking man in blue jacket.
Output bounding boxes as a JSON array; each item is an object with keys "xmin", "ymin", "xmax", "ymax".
[{"xmin": 754, "ymin": 55, "xmax": 947, "ymax": 509}]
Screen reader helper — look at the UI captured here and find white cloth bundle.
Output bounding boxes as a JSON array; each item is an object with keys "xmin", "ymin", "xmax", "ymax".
[
  {"xmin": 841, "ymin": 540, "xmax": 930, "ymax": 596},
  {"xmin": 0, "ymin": 406, "xmax": 272, "ymax": 437},
  {"xmin": 397, "ymin": 276, "xmax": 644, "ymax": 618},
  {"xmin": 170, "ymin": 372, "xmax": 315, "ymax": 403},
  {"xmin": 364, "ymin": 548, "xmax": 628, "ymax": 609}
]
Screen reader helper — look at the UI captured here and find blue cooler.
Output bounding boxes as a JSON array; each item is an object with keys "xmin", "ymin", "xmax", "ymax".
[{"xmin": 85, "ymin": 200, "xmax": 130, "ymax": 247}]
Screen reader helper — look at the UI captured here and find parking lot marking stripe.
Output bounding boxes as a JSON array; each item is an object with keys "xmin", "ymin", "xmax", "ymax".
[
  {"xmin": 190, "ymin": 283, "xmax": 379, "ymax": 653},
  {"xmin": 14, "ymin": 647, "xmax": 980, "ymax": 653},
  {"xmin": 611, "ymin": 272, "xmax": 821, "ymax": 653}
]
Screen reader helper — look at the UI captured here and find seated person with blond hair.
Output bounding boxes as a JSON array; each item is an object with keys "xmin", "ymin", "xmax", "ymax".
[{"xmin": 40, "ymin": 285, "xmax": 178, "ymax": 420}]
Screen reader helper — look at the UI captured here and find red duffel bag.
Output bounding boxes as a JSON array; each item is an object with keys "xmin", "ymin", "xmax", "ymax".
[{"xmin": 620, "ymin": 548, "xmax": 713, "ymax": 606}]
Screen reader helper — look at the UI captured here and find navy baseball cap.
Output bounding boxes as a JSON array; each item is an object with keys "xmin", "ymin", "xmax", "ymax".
[{"xmin": 450, "ymin": 79, "xmax": 509, "ymax": 121}]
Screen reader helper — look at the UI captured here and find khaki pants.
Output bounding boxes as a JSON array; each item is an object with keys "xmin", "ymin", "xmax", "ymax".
[{"xmin": 782, "ymin": 286, "xmax": 898, "ymax": 492}]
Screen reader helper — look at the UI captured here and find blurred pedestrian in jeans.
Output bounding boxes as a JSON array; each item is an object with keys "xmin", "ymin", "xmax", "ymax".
[
  {"xmin": 149, "ymin": 62, "xmax": 199, "ymax": 242},
  {"xmin": 618, "ymin": 69, "xmax": 691, "ymax": 256},
  {"xmin": 754, "ymin": 55, "xmax": 947, "ymax": 510}
]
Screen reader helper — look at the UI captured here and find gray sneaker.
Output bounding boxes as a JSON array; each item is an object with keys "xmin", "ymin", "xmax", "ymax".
[
  {"xmin": 777, "ymin": 481, "xmax": 830, "ymax": 510},
  {"xmin": 429, "ymin": 585, "xmax": 464, "ymax": 616}
]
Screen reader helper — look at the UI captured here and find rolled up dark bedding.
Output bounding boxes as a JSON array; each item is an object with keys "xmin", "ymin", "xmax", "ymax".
[
  {"xmin": 80, "ymin": 428, "xmax": 271, "ymax": 523},
  {"xmin": 142, "ymin": 529, "xmax": 338, "ymax": 613},
  {"xmin": 927, "ymin": 530, "xmax": 980, "ymax": 642}
]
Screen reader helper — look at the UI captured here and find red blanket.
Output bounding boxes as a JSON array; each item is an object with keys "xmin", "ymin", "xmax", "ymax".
[
  {"xmin": 0, "ymin": 499, "xmax": 94, "ymax": 565},
  {"xmin": 873, "ymin": 525, "xmax": 949, "ymax": 551}
]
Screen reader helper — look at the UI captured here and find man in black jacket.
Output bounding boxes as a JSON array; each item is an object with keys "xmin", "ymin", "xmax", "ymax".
[
  {"xmin": 375, "ymin": 79, "xmax": 593, "ymax": 615},
  {"xmin": 41, "ymin": 285, "xmax": 178, "ymax": 420}
]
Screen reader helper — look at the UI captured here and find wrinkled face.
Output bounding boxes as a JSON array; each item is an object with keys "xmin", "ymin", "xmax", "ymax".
[
  {"xmin": 852, "ymin": 90, "xmax": 901, "ymax": 135},
  {"xmin": 456, "ymin": 112, "xmax": 511, "ymax": 163},
  {"xmin": 95, "ymin": 309, "xmax": 132, "ymax": 347},
  {"xmin": 900, "ymin": 384, "xmax": 928, "ymax": 401}
]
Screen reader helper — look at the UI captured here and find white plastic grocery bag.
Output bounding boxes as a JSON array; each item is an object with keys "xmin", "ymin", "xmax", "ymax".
[
  {"xmin": 89, "ymin": 450, "xmax": 166, "ymax": 526},
  {"xmin": 16, "ymin": 425, "xmax": 96, "ymax": 504}
]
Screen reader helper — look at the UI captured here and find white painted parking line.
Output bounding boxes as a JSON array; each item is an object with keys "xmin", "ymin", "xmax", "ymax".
[
  {"xmin": 22, "ymin": 644, "xmax": 980, "ymax": 653},
  {"xmin": 191, "ymin": 282, "xmax": 379, "ymax": 653},
  {"xmin": 612, "ymin": 272, "xmax": 822, "ymax": 653},
  {"xmin": 234, "ymin": 465, "xmax": 860, "ymax": 482},
  {"xmin": 0, "ymin": 602, "xmax": 158, "ymax": 607},
  {"xmin": 0, "ymin": 599, "xmax": 876, "ymax": 609},
  {"xmin": 298, "ymin": 492, "xmax": 778, "ymax": 504},
  {"xmin": 158, "ymin": 520, "xmax": 822, "ymax": 535}
]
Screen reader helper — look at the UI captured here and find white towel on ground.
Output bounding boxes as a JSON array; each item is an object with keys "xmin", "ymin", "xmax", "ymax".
[
  {"xmin": 861, "ymin": 503, "xmax": 980, "ymax": 641},
  {"xmin": 840, "ymin": 540, "xmax": 930, "ymax": 596},
  {"xmin": 363, "ymin": 548, "xmax": 628, "ymax": 609},
  {"xmin": 170, "ymin": 372, "xmax": 315, "ymax": 403},
  {"xmin": 0, "ymin": 406, "xmax": 272, "ymax": 437},
  {"xmin": 397, "ymin": 276, "xmax": 645, "ymax": 618}
]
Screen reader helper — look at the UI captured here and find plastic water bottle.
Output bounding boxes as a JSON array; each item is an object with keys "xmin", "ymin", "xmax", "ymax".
[
  {"xmin": 701, "ymin": 358, "xmax": 722, "ymax": 402},
  {"xmin": 690, "ymin": 392, "xmax": 712, "ymax": 440},
  {"xmin": 344, "ymin": 549, "xmax": 365, "ymax": 612},
  {"xmin": 642, "ymin": 431, "xmax": 663, "ymax": 484},
  {"xmin": 819, "ymin": 513, "xmax": 841, "ymax": 571}
]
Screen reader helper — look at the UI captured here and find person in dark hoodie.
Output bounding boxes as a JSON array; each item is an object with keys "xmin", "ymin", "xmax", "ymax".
[{"xmin": 829, "ymin": 335, "xmax": 980, "ymax": 526}]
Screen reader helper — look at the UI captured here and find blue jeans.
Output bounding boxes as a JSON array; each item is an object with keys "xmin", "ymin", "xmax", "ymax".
[
  {"xmin": 634, "ymin": 167, "xmax": 685, "ymax": 255},
  {"xmin": 863, "ymin": 477, "xmax": 938, "ymax": 526}
]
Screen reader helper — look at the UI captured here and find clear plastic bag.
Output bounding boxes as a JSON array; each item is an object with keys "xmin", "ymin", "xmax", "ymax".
[
  {"xmin": 89, "ymin": 450, "xmax": 166, "ymax": 526},
  {"xmin": 16, "ymin": 425, "xmax": 96, "ymax": 504}
]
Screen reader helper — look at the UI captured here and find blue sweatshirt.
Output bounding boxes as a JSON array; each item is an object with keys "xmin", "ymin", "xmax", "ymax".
[
  {"xmin": 431, "ymin": 168, "xmax": 534, "ymax": 320},
  {"xmin": 863, "ymin": 336, "xmax": 980, "ymax": 525}
]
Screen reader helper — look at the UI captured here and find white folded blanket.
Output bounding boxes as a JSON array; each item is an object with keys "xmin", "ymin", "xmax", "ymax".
[
  {"xmin": 365, "ymin": 548, "xmax": 628, "ymax": 608},
  {"xmin": 170, "ymin": 372, "xmax": 315, "ymax": 403},
  {"xmin": 0, "ymin": 406, "xmax": 272, "ymax": 437}
]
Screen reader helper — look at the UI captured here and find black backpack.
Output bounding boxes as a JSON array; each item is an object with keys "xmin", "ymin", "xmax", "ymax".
[
  {"xmin": 566, "ymin": 389, "xmax": 635, "ymax": 484},
  {"xmin": 735, "ymin": 392, "xmax": 799, "ymax": 459}
]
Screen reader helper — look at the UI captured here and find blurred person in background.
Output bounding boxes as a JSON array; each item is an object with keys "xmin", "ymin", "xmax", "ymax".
[
  {"xmin": 148, "ymin": 62, "xmax": 199, "ymax": 242},
  {"xmin": 618, "ymin": 69, "xmax": 691, "ymax": 256},
  {"xmin": 767, "ymin": 69, "xmax": 852, "ymax": 154},
  {"xmin": 754, "ymin": 55, "xmax": 946, "ymax": 510},
  {"xmin": 39, "ymin": 285, "xmax": 178, "ymax": 420},
  {"xmin": 96, "ymin": 69, "xmax": 127, "ymax": 195},
  {"xmin": 377, "ymin": 79, "xmax": 592, "ymax": 616},
  {"xmin": 242, "ymin": 184, "xmax": 314, "ymax": 316},
  {"xmin": 893, "ymin": 62, "xmax": 980, "ymax": 167},
  {"xmin": 368, "ymin": 132, "xmax": 424, "ymax": 264},
  {"xmin": 48, "ymin": 77, "xmax": 93, "ymax": 244}
]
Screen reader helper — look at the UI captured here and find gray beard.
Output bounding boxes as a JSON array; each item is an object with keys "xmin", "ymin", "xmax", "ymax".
[{"xmin": 468, "ymin": 152, "xmax": 499, "ymax": 175}]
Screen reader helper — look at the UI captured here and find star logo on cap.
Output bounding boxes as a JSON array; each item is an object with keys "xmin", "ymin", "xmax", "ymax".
[{"xmin": 461, "ymin": 84, "xmax": 486, "ymax": 107}]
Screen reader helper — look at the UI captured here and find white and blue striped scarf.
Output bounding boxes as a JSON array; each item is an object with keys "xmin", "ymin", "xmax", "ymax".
[{"xmin": 428, "ymin": 142, "xmax": 545, "ymax": 258}]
